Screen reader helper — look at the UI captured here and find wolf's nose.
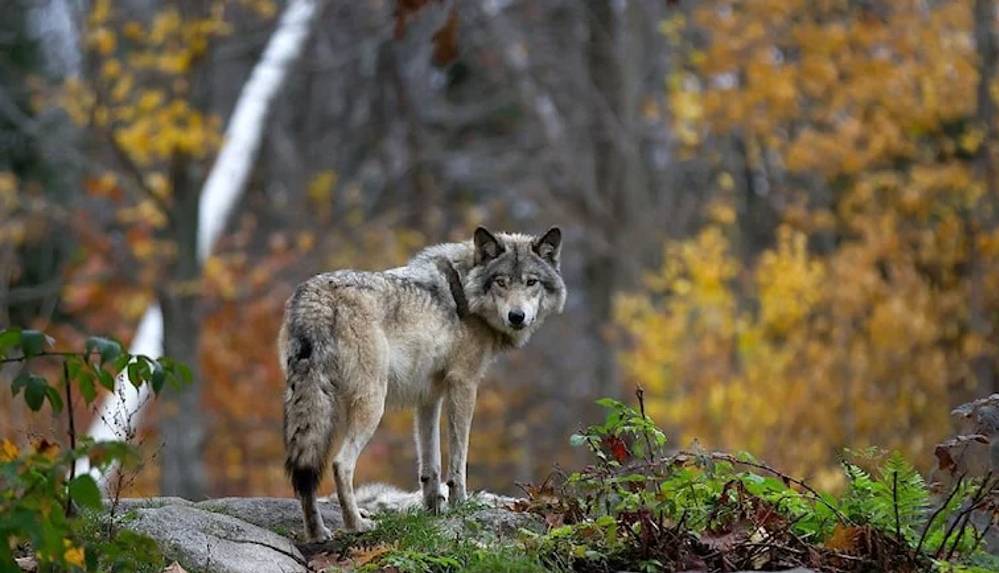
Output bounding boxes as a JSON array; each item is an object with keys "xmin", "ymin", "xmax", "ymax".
[{"xmin": 508, "ymin": 310, "xmax": 525, "ymax": 326}]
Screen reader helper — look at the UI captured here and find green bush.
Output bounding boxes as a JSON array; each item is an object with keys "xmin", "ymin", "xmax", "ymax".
[{"xmin": 0, "ymin": 327, "xmax": 188, "ymax": 572}]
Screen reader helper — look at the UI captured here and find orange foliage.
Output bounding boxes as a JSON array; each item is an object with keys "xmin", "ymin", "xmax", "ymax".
[{"xmin": 622, "ymin": 0, "xmax": 997, "ymax": 488}]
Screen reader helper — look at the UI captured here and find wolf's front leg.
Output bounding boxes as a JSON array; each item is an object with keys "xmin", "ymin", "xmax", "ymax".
[
  {"xmin": 445, "ymin": 381, "xmax": 477, "ymax": 505},
  {"xmin": 415, "ymin": 399, "xmax": 445, "ymax": 513}
]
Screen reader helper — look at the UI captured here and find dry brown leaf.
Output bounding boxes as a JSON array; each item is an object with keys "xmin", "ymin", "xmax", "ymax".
[
  {"xmin": 824, "ymin": 524, "xmax": 863, "ymax": 553},
  {"xmin": 161, "ymin": 562, "xmax": 188, "ymax": 573},
  {"xmin": 350, "ymin": 543, "xmax": 395, "ymax": 567}
]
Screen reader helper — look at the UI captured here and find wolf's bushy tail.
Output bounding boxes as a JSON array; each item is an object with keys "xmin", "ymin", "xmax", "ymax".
[{"xmin": 283, "ymin": 332, "xmax": 336, "ymax": 498}]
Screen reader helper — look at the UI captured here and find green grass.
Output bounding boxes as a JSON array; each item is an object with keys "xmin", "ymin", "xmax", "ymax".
[{"xmin": 340, "ymin": 507, "xmax": 549, "ymax": 573}]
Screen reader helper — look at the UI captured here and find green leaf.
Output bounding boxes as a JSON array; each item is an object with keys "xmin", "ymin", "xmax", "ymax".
[
  {"xmin": 96, "ymin": 368, "xmax": 115, "ymax": 391},
  {"xmin": 85, "ymin": 336, "xmax": 123, "ymax": 365},
  {"xmin": 109, "ymin": 352, "xmax": 130, "ymax": 375},
  {"xmin": 176, "ymin": 362, "xmax": 193, "ymax": 386},
  {"xmin": 68, "ymin": 357, "xmax": 98, "ymax": 404},
  {"xmin": 20, "ymin": 330, "xmax": 47, "ymax": 358},
  {"xmin": 569, "ymin": 433, "xmax": 588, "ymax": 447},
  {"xmin": 68, "ymin": 475, "xmax": 103, "ymax": 510},
  {"xmin": 23, "ymin": 374, "xmax": 48, "ymax": 411},
  {"xmin": 0, "ymin": 328, "xmax": 21, "ymax": 357},
  {"xmin": 127, "ymin": 358, "xmax": 152, "ymax": 388},
  {"xmin": 11, "ymin": 371, "xmax": 29, "ymax": 396},
  {"xmin": 595, "ymin": 397, "xmax": 623, "ymax": 409},
  {"xmin": 44, "ymin": 385, "xmax": 63, "ymax": 414},
  {"xmin": 77, "ymin": 371, "xmax": 97, "ymax": 403},
  {"xmin": 150, "ymin": 360, "xmax": 166, "ymax": 394}
]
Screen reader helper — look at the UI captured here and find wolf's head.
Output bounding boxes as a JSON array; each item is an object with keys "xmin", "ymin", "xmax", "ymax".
[{"xmin": 464, "ymin": 226, "xmax": 566, "ymax": 347}]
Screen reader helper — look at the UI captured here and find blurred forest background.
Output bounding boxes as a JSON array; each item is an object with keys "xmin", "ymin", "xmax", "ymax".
[{"xmin": 2, "ymin": 0, "xmax": 999, "ymax": 499}]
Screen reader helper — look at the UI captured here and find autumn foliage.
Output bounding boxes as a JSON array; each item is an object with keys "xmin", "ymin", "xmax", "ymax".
[{"xmin": 619, "ymin": 0, "xmax": 999, "ymax": 485}]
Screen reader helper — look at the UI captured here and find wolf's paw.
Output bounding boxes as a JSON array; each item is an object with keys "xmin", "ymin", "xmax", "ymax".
[
  {"xmin": 423, "ymin": 492, "xmax": 446, "ymax": 515},
  {"xmin": 352, "ymin": 517, "xmax": 375, "ymax": 532},
  {"xmin": 307, "ymin": 525, "xmax": 333, "ymax": 543}
]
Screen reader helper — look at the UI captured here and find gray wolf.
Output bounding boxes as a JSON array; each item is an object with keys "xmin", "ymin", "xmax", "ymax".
[{"xmin": 279, "ymin": 226, "xmax": 565, "ymax": 540}]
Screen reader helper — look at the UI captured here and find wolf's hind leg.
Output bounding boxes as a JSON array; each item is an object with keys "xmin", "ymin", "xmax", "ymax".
[
  {"xmin": 333, "ymin": 389, "xmax": 384, "ymax": 531},
  {"xmin": 415, "ymin": 398, "xmax": 444, "ymax": 513},
  {"xmin": 297, "ymin": 483, "xmax": 332, "ymax": 542},
  {"xmin": 285, "ymin": 358, "xmax": 336, "ymax": 542}
]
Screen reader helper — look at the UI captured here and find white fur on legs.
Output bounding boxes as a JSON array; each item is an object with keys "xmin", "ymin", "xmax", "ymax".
[
  {"xmin": 445, "ymin": 380, "xmax": 476, "ymax": 505},
  {"xmin": 415, "ymin": 399, "xmax": 445, "ymax": 513}
]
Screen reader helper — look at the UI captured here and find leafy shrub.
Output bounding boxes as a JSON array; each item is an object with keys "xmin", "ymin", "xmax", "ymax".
[
  {"xmin": 519, "ymin": 395, "xmax": 996, "ymax": 572},
  {"xmin": 0, "ymin": 327, "xmax": 188, "ymax": 572}
]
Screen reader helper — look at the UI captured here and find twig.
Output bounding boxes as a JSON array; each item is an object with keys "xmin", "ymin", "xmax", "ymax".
[
  {"xmin": 64, "ymin": 361, "xmax": 77, "ymax": 517},
  {"xmin": 1, "ymin": 350, "xmax": 97, "ymax": 364},
  {"xmin": 917, "ymin": 473, "xmax": 965, "ymax": 554},
  {"xmin": 935, "ymin": 472, "xmax": 992, "ymax": 559},
  {"xmin": 968, "ymin": 519, "xmax": 994, "ymax": 556},
  {"xmin": 942, "ymin": 473, "xmax": 995, "ymax": 561},
  {"xmin": 635, "ymin": 386, "xmax": 656, "ymax": 463}
]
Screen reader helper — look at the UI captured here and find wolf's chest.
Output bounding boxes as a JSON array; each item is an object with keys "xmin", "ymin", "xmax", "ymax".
[{"xmin": 383, "ymin": 330, "xmax": 455, "ymax": 405}]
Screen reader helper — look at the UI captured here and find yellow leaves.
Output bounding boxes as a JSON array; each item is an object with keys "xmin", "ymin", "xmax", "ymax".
[
  {"xmin": 123, "ymin": 21, "xmax": 145, "ymax": 42},
  {"xmin": 100, "ymin": 59, "xmax": 122, "ymax": 80},
  {"xmin": 89, "ymin": 0, "xmax": 112, "ymax": 26},
  {"xmin": 204, "ymin": 256, "xmax": 238, "ymax": 300},
  {"xmin": 960, "ymin": 127, "xmax": 985, "ymax": 154},
  {"xmin": 63, "ymin": 540, "xmax": 85, "ymax": 568},
  {"xmin": 85, "ymin": 172, "xmax": 120, "ymax": 199},
  {"xmin": 240, "ymin": 0, "xmax": 279, "ymax": 19},
  {"xmin": 117, "ymin": 199, "xmax": 167, "ymax": 229},
  {"xmin": 658, "ymin": 13, "xmax": 686, "ymax": 43},
  {"xmin": 668, "ymin": 79, "xmax": 704, "ymax": 147},
  {"xmin": 89, "ymin": 27, "xmax": 117, "ymax": 56},
  {"xmin": 706, "ymin": 197, "xmax": 736, "ymax": 224},
  {"xmin": 0, "ymin": 172, "xmax": 17, "ymax": 206},
  {"xmin": 0, "ymin": 439, "xmax": 19, "ymax": 462},
  {"xmin": 115, "ymin": 97, "xmax": 222, "ymax": 165},
  {"xmin": 60, "ymin": 79, "xmax": 95, "ymax": 126},
  {"xmin": 755, "ymin": 227, "xmax": 824, "ymax": 334},
  {"xmin": 307, "ymin": 170, "xmax": 338, "ymax": 221},
  {"xmin": 137, "ymin": 90, "xmax": 165, "ymax": 113},
  {"xmin": 149, "ymin": 9, "xmax": 183, "ymax": 45}
]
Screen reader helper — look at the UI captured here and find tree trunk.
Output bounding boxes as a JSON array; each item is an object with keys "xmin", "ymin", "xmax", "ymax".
[
  {"xmin": 582, "ymin": 0, "xmax": 650, "ymax": 405},
  {"xmin": 157, "ymin": 150, "xmax": 208, "ymax": 499},
  {"xmin": 972, "ymin": 0, "xmax": 998, "ymax": 396}
]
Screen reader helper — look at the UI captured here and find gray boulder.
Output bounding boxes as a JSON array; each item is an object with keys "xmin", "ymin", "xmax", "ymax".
[
  {"xmin": 126, "ymin": 504, "xmax": 307, "ymax": 573},
  {"xmin": 196, "ymin": 497, "xmax": 343, "ymax": 540},
  {"xmin": 439, "ymin": 507, "xmax": 545, "ymax": 541}
]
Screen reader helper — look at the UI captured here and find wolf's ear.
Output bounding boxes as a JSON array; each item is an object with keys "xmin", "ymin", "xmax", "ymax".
[
  {"xmin": 474, "ymin": 226, "xmax": 504, "ymax": 264},
  {"xmin": 532, "ymin": 227, "xmax": 562, "ymax": 268}
]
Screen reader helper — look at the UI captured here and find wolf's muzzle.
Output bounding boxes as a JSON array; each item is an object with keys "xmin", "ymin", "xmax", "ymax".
[{"xmin": 508, "ymin": 309, "xmax": 526, "ymax": 328}]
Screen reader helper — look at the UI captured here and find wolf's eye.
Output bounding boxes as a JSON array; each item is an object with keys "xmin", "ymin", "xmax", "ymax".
[
  {"xmin": 494, "ymin": 277, "xmax": 508, "ymax": 288},
  {"xmin": 526, "ymin": 278, "xmax": 538, "ymax": 287}
]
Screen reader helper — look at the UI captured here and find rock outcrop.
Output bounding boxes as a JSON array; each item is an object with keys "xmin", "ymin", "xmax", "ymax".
[{"xmin": 112, "ymin": 484, "xmax": 537, "ymax": 573}]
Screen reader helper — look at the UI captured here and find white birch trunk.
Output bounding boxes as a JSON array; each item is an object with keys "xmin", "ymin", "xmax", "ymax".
[{"xmin": 78, "ymin": 0, "xmax": 326, "ymax": 485}]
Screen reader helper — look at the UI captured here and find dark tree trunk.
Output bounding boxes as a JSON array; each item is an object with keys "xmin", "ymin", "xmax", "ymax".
[
  {"xmin": 157, "ymin": 150, "xmax": 208, "ymax": 499},
  {"xmin": 582, "ymin": 0, "xmax": 651, "ymax": 406},
  {"xmin": 972, "ymin": 0, "xmax": 998, "ymax": 396}
]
